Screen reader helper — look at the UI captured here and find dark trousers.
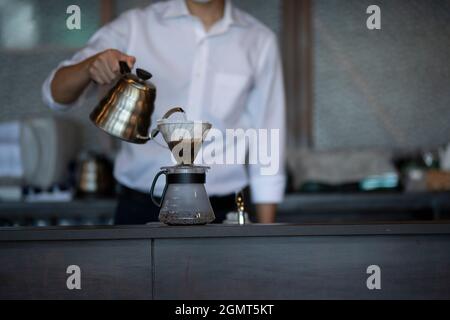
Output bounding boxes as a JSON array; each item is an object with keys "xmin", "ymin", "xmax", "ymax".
[{"xmin": 115, "ymin": 185, "xmax": 236, "ymax": 225}]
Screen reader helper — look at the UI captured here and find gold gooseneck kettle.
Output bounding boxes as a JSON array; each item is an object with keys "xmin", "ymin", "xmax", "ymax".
[{"xmin": 90, "ymin": 61, "xmax": 157, "ymax": 144}]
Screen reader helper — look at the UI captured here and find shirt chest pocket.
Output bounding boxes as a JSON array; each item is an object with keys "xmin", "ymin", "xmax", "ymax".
[{"xmin": 210, "ymin": 73, "xmax": 252, "ymax": 122}]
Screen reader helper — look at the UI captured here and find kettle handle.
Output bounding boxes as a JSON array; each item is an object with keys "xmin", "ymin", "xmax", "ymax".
[
  {"xmin": 119, "ymin": 61, "xmax": 131, "ymax": 74},
  {"xmin": 161, "ymin": 107, "xmax": 185, "ymax": 119},
  {"xmin": 137, "ymin": 107, "xmax": 186, "ymax": 144},
  {"xmin": 150, "ymin": 169, "xmax": 168, "ymax": 208}
]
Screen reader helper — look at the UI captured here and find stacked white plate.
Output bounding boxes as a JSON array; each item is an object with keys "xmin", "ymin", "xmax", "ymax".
[{"xmin": 20, "ymin": 117, "xmax": 80, "ymax": 189}]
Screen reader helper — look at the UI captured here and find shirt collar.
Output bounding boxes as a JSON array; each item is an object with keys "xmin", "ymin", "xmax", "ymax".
[
  {"xmin": 162, "ymin": 0, "xmax": 190, "ymax": 19},
  {"xmin": 162, "ymin": 0, "xmax": 248, "ymax": 28}
]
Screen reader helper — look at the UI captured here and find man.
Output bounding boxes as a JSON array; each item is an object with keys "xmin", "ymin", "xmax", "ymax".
[{"xmin": 42, "ymin": 0, "xmax": 286, "ymax": 224}]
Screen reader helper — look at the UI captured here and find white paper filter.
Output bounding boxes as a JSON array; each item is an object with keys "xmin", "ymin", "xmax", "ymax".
[{"xmin": 156, "ymin": 120, "xmax": 212, "ymax": 164}]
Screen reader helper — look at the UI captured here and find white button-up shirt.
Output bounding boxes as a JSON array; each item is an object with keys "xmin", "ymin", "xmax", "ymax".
[{"xmin": 42, "ymin": 0, "xmax": 286, "ymax": 203}]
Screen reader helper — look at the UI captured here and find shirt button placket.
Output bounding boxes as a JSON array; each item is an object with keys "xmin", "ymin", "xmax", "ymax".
[{"xmin": 189, "ymin": 36, "xmax": 208, "ymax": 120}]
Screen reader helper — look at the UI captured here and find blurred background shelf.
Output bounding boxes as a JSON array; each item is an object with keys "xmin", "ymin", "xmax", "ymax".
[
  {"xmin": 279, "ymin": 192, "xmax": 450, "ymax": 223},
  {"xmin": 1, "ymin": 192, "xmax": 449, "ymax": 227},
  {"xmin": 0, "ymin": 199, "xmax": 115, "ymax": 227}
]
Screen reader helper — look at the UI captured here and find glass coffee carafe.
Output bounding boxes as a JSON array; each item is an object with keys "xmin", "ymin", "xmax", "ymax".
[
  {"xmin": 150, "ymin": 165, "xmax": 215, "ymax": 225},
  {"xmin": 149, "ymin": 112, "xmax": 215, "ymax": 225}
]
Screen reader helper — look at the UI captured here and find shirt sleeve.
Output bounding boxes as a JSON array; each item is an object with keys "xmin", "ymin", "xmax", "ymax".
[
  {"xmin": 41, "ymin": 10, "xmax": 134, "ymax": 111},
  {"xmin": 246, "ymin": 33, "xmax": 287, "ymax": 204}
]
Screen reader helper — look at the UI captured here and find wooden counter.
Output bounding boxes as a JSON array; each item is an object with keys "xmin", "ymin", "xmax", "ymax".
[{"xmin": 1, "ymin": 223, "xmax": 450, "ymax": 300}]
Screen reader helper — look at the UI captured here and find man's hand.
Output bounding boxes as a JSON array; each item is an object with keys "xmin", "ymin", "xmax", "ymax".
[
  {"xmin": 51, "ymin": 49, "xmax": 136, "ymax": 105},
  {"xmin": 88, "ymin": 49, "xmax": 136, "ymax": 85},
  {"xmin": 255, "ymin": 204, "xmax": 277, "ymax": 224}
]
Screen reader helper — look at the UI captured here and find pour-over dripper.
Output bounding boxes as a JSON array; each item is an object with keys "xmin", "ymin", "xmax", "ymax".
[{"xmin": 157, "ymin": 119, "xmax": 212, "ymax": 165}]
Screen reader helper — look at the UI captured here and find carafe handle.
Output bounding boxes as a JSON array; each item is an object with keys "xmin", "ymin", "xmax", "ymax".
[{"xmin": 150, "ymin": 169, "xmax": 168, "ymax": 208}]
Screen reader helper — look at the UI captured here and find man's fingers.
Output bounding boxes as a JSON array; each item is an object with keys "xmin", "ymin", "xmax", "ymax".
[
  {"xmin": 119, "ymin": 54, "xmax": 136, "ymax": 70},
  {"xmin": 106, "ymin": 50, "xmax": 136, "ymax": 72},
  {"xmin": 90, "ymin": 49, "xmax": 137, "ymax": 84},
  {"xmin": 98, "ymin": 67, "xmax": 113, "ymax": 84},
  {"xmin": 91, "ymin": 73, "xmax": 105, "ymax": 85},
  {"xmin": 128, "ymin": 56, "xmax": 136, "ymax": 68},
  {"xmin": 89, "ymin": 63, "xmax": 104, "ymax": 84},
  {"xmin": 91, "ymin": 64, "xmax": 111, "ymax": 85},
  {"xmin": 102, "ymin": 58, "xmax": 119, "ymax": 80}
]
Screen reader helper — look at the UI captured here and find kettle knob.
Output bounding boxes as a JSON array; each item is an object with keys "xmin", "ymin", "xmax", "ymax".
[{"xmin": 136, "ymin": 68, "xmax": 153, "ymax": 81}]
